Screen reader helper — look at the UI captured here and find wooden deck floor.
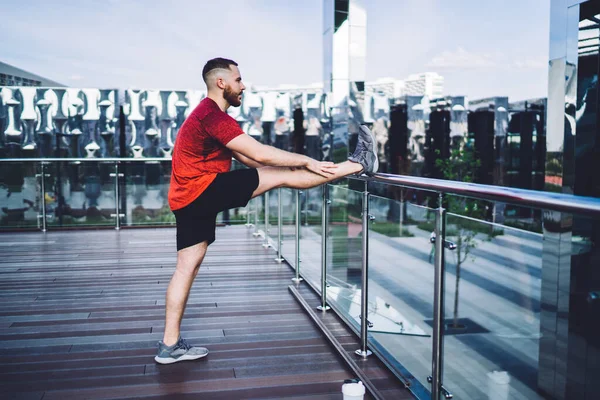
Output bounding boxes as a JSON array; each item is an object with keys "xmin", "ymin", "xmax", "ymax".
[{"xmin": 0, "ymin": 226, "xmax": 413, "ymax": 400}]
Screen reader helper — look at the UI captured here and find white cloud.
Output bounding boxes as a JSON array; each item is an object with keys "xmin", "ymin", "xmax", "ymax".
[
  {"xmin": 69, "ymin": 74, "xmax": 83, "ymax": 81},
  {"xmin": 426, "ymin": 47, "xmax": 497, "ymax": 69},
  {"xmin": 426, "ymin": 47, "xmax": 547, "ymax": 72},
  {"xmin": 513, "ymin": 58, "xmax": 547, "ymax": 69}
]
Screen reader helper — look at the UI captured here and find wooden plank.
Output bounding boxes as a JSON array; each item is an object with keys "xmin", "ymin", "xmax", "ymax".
[
  {"xmin": 0, "ymin": 227, "xmax": 409, "ymax": 399},
  {"xmin": 40, "ymin": 371, "xmax": 354, "ymax": 400}
]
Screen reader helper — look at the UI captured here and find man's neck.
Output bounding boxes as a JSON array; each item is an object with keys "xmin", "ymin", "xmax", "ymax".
[{"xmin": 207, "ymin": 92, "xmax": 229, "ymax": 112}]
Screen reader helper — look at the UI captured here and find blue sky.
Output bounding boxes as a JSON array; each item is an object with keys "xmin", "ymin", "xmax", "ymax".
[{"xmin": 1, "ymin": 0, "xmax": 550, "ymax": 101}]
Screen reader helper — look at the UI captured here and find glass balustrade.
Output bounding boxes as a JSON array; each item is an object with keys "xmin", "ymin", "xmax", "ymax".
[
  {"xmin": 120, "ymin": 160, "xmax": 172, "ymax": 227},
  {"xmin": 296, "ymin": 185, "xmax": 323, "ymax": 289},
  {"xmin": 365, "ymin": 191, "xmax": 435, "ymax": 392},
  {"xmin": 319, "ymin": 184, "xmax": 364, "ymax": 331},
  {"xmin": 2, "ymin": 158, "xmax": 599, "ymax": 400},
  {"xmin": 0, "ymin": 161, "xmax": 41, "ymax": 229},
  {"xmin": 0, "ymin": 159, "xmax": 255, "ymax": 231},
  {"xmin": 259, "ymin": 181, "xmax": 599, "ymax": 400},
  {"xmin": 439, "ymin": 196, "xmax": 545, "ymax": 400},
  {"xmin": 280, "ymin": 187, "xmax": 297, "ymax": 269},
  {"xmin": 266, "ymin": 188, "xmax": 278, "ymax": 248}
]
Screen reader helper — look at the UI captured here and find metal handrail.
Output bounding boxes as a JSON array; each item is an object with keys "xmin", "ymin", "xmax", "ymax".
[
  {"xmin": 3, "ymin": 158, "xmax": 598, "ymax": 216},
  {"xmin": 356, "ymin": 172, "xmax": 600, "ymax": 217},
  {"xmin": 287, "ymin": 172, "xmax": 600, "ymax": 399},
  {"xmin": 6, "ymin": 155, "xmax": 598, "ymax": 399}
]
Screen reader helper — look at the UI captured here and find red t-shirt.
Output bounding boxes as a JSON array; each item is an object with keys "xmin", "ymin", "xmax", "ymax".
[{"xmin": 168, "ymin": 97, "xmax": 244, "ymax": 211}]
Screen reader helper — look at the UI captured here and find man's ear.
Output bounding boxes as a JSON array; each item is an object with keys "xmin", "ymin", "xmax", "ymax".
[{"xmin": 216, "ymin": 77, "xmax": 226, "ymax": 89}]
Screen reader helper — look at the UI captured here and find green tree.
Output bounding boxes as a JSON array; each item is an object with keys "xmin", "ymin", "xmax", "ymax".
[{"xmin": 435, "ymin": 142, "xmax": 494, "ymax": 329}]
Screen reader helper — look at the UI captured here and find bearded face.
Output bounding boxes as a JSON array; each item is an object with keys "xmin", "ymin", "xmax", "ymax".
[{"xmin": 223, "ymin": 84, "xmax": 242, "ymax": 107}]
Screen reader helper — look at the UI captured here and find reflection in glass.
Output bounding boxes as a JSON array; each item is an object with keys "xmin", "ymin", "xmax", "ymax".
[
  {"xmin": 0, "ymin": 162, "xmax": 40, "ymax": 229},
  {"xmin": 442, "ymin": 211, "xmax": 543, "ymax": 400},
  {"xmin": 280, "ymin": 188, "xmax": 297, "ymax": 267}
]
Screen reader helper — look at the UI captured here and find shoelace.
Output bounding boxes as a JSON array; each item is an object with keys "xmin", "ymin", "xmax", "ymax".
[{"xmin": 176, "ymin": 338, "xmax": 192, "ymax": 351}]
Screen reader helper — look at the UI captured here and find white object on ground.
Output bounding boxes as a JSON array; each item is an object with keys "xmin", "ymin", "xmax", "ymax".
[{"xmin": 342, "ymin": 381, "xmax": 365, "ymax": 400}]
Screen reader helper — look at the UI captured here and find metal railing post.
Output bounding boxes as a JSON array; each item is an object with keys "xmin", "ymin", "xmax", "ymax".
[
  {"xmin": 252, "ymin": 195, "xmax": 261, "ymax": 237},
  {"xmin": 292, "ymin": 189, "xmax": 303, "ymax": 284},
  {"xmin": 356, "ymin": 181, "xmax": 372, "ymax": 358},
  {"xmin": 431, "ymin": 192, "xmax": 447, "ymax": 400},
  {"xmin": 245, "ymin": 197, "xmax": 254, "ymax": 228},
  {"xmin": 109, "ymin": 162, "xmax": 124, "ymax": 230},
  {"xmin": 37, "ymin": 163, "xmax": 47, "ymax": 232},
  {"xmin": 275, "ymin": 188, "xmax": 284, "ymax": 262},
  {"xmin": 262, "ymin": 191, "xmax": 271, "ymax": 248},
  {"xmin": 399, "ymin": 188, "xmax": 405, "ymax": 236},
  {"xmin": 317, "ymin": 185, "xmax": 331, "ymax": 311}
]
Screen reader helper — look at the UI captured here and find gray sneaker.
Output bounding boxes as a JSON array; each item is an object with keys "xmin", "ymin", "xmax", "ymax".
[
  {"xmin": 348, "ymin": 124, "xmax": 379, "ymax": 175},
  {"xmin": 154, "ymin": 336, "xmax": 209, "ymax": 365}
]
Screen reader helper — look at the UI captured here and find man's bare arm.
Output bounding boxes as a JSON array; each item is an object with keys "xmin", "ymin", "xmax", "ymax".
[
  {"xmin": 232, "ymin": 151, "xmax": 263, "ymax": 169},
  {"xmin": 226, "ymin": 134, "xmax": 338, "ymax": 177},
  {"xmin": 227, "ymin": 134, "xmax": 309, "ymax": 167}
]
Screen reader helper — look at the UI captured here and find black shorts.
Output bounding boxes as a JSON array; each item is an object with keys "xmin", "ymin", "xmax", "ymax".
[{"xmin": 173, "ymin": 169, "xmax": 259, "ymax": 251}]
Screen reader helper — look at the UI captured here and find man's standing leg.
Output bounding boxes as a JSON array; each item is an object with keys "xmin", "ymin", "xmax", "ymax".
[
  {"xmin": 155, "ymin": 242, "xmax": 210, "ymax": 364},
  {"xmin": 164, "ymin": 242, "xmax": 207, "ymax": 344}
]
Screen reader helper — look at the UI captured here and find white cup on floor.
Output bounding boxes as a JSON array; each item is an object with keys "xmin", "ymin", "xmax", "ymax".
[{"xmin": 342, "ymin": 381, "xmax": 365, "ymax": 400}]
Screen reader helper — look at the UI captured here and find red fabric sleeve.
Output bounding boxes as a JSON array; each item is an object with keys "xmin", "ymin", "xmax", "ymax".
[{"xmin": 203, "ymin": 111, "xmax": 244, "ymax": 146}]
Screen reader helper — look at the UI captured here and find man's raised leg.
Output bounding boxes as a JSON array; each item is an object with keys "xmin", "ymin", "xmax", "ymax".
[
  {"xmin": 252, "ymin": 124, "xmax": 378, "ymax": 197},
  {"xmin": 252, "ymin": 161, "xmax": 362, "ymax": 198}
]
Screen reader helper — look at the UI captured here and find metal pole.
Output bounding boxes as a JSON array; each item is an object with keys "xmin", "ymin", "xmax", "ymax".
[
  {"xmin": 39, "ymin": 163, "xmax": 47, "ymax": 232},
  {"xmin": 292, "ymin": 190, "xmax": 303, "ymax": 283},
  {"xmin": 114, "ymin": 163, "xmax": 120, "ymax": 230},
  {"xmin": 356, "ymin": 181, "xmax": 372, "ymax": 358},
  {"xmin": 317, "ymin": 185, "xmax": 330, "ymax": 311},
  {"xmin": 245, "ymin": 197, "xmax": 253, "ymax": 228},
  {"xmin": 431, "ymin": 192, "xmax": 446, "ymax": 400},
  {"xmin": 263, "ymin": 191, "xmax": 271, "ymax": 248},
  {"xmin": 399, "ymin": 189, "xmax": 404, "ymax": 236},
  {"xmin": 252, "ymin": 195, "xmax": 261, "ymax": 237},
  {"xmin": 110, "ymin": 163, "xmax": 124, "ymax": 230},
  {"xmin": 275, "ymin": 188, "xmax": 284, "ymax": 262}
]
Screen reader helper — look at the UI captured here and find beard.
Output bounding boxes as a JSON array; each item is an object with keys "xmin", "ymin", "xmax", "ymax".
[{"xmin": 223, "ymin": 85, "xmax": 242, "ymax": 107}]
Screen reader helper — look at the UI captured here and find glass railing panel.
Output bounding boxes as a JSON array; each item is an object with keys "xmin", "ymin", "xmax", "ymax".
[
  {"xmin": 255, "ymin": 193, "xmax": 265, "ymax": 236},
  {"xmin": 45, "ymin": 160, "xmax": 117, "ymax": 227},
  {"xmin": 265, "ymin": 189, "xmax": 278, "ymax": 247},
  {"xmin": 365, "ymin": 190, "xmax": 437, "ymax": 391},
  {"xmin": 440, "ymin": 198, "xmax": 544, "ymax": 399},
  {"xmin": 120, "ymin": 160, "xmax": 172, "ymax": 227},
  {"xmin": 280, "ymin": 188, "xmax": 296, "ymax": 268},
  {"xmin": 324, "ymin": 185, "xmax": 363, "ymax": 330},
  {"xmin": 247, "ymin": 196, "xmax": 260, "ymax": 233},
  {"xmin": 0, "ymin": 161, "xmax": 41, "ymax": 230},
  {"xmin": 298, "ymin": 185, "xmax": 323, "ymax": 288}
]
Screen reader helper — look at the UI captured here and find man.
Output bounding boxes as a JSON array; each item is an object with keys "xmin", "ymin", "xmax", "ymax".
[{"xmin": 155, "ymin": 57, "xmax": 378, "ymax": 364}]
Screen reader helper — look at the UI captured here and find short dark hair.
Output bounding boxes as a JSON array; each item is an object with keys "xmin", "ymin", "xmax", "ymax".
[{"xmin": 202, "ymin": 58, "xmax": 238, "ymax": 83}]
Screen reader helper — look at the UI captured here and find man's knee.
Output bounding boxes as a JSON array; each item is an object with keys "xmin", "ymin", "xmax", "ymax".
[
  {"xmin": 254, "ymin": 167, "xmax": 288, "ymax": 196},
  {"xmin": 176, "ymin": 242, "xmax": 208, "ymax": 275}
]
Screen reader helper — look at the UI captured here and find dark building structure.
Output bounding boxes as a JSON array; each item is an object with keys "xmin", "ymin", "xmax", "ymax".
[
  {"xmin": 541, "ymin": 1, "xmax": 600, "ymax": 399},
  {"xmin": 0, "ymin": 61, "xmax": 64, "ymax": 87}
]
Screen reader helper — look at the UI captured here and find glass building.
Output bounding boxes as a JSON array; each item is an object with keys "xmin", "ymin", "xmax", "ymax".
[{"xmin": 0, "ymin": 1, "xmax": 599, "ymax": 399}]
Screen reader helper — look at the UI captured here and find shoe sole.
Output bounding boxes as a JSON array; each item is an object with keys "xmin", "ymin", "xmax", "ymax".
[
  {"xmin": 371, "ymin": 152, "xmax": 379, "ymax": 175},
  {"xmin": 154, "ymin": 352, "xmax": 208, "ymax": 365}
]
